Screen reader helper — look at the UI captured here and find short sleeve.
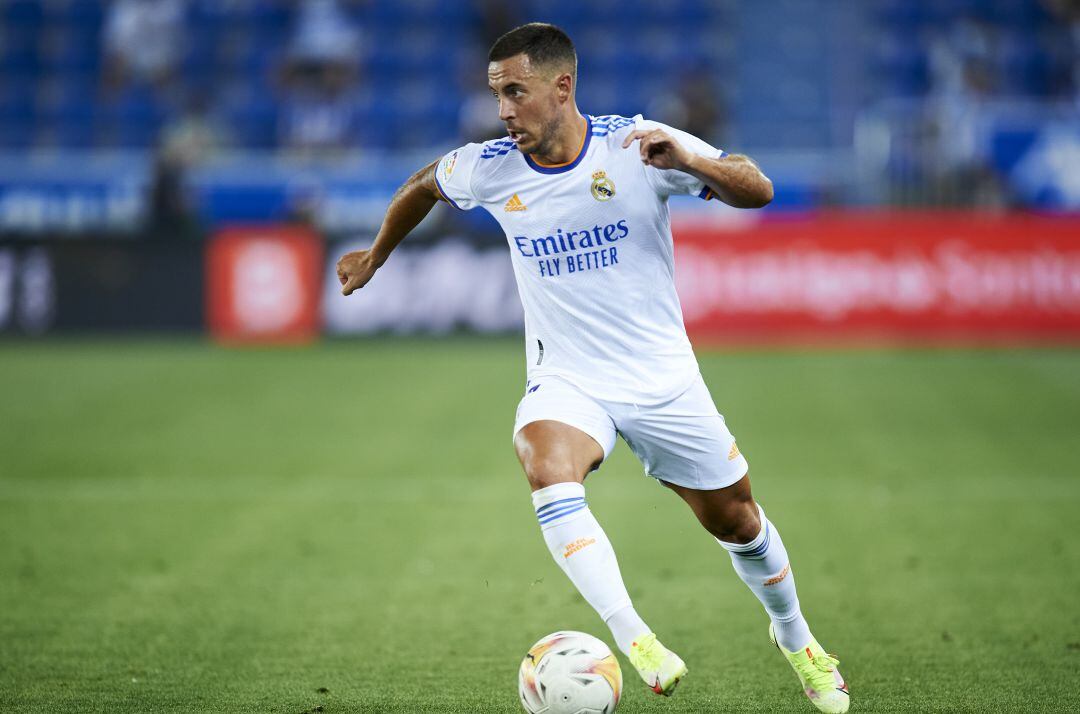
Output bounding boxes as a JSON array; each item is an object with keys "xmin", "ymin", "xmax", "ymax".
[
  {"xmin": 633, "ymin": 116, "xmax": 728, "ymax": 200},
  {"xmin": 433, "ymin": 143, "xmax": 482, "ymax": 210}
]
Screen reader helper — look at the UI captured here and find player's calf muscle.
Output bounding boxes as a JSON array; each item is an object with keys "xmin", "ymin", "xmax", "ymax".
[
  {"xmin": 665, "ymin": 476, "xmax": 761, "ymax": 543},
  {"xmin": 703, "ymin": 501, "xmax": 761, "ymax": 544}
]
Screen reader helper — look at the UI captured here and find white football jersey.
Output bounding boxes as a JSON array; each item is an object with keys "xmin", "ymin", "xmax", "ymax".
[{"xmin": 435, "ymin": 114, "xmax": 726, "ymax": 404}]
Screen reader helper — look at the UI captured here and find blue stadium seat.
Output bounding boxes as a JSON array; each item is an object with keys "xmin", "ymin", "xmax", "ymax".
[
  {"xmin": 181, "ymin": 28, "xmax": 222, "ymax": 88},
  {"xmin": 873, "ymin": 0, "xmax": 923, "ymax": 29},
  {"xmin": 576, "ymin": 77, "xmax": 619, "ymax": 115},
  {"xmin": 872, "ymin": 34, "xmax": 930, "ymax": 97},
  {"xmin": 230, "ymin": 104, "xmax": 278, "ymax": 149},
  {"xmin": 0, "ymin": 27, "xmax": 42, "ymax": 73},
  {"xmin": 0, "ymin": 0, "xmax": 737, "ymax": 152},
  {"xmin": 1000, "ymin": 33, "xmax": 1057, "ymax": 97},
  {"xmin": 2, "ymin": 0, "xmax": 45, "ymax": 30},
  {"xmin": 96, "ymin": 87, "xmax": 170, "ymax": 148},
  {"xmin": 530, "ymin": 1, "xmax": 586, "ymax": 28},
  {"xmin": 35, "ymin": 73, "xmax": 94, "ymax": 125},
  {"xmin": 44, "ymin": 0, "xmax": 104, "ymax": 31},
  {"xmin": 922, "ymin": 0, "xmax": 982, "ymax": 24},
  {"xmin": 116, "ymin": 119, "xmax": 163, "ymax": 148},
  {"xmin": 0, "ymin": 70, "xmax": 36, "ymax": 147},
  {"xmin": 42, "ymin": 26, "xmax": 102, "ymax": 73},
  {"xmin": 250, "ymin": 0, "xmax": 293, "ymax": 30},
  {"xmin": 395, "ymin": 103, "xmax": 456, "ymax": 149},
  {"xmin": 980, "ymin": 0, "xmax": 1049, "ymax": 26},
  {"xmin": 54, "ymin": 111, "xmax": 97, "ymax": 148},
  {"xmin": 368, "ymin": 0, "xmax": 473, "ymax": 25},
  {"xmin": 0, "ymin": 75, "xmax": 36, "ymax": 123},
  {"xmin": 218, "ymin": 80, "xmax": 279, "ymax": 149},
  {"xmin": 0, "ymin": 121, "xmax": 34, "ymax": 148},
  {"xmin": 354, "ymin": 103, "xmax": 395, "ymax": 148}
]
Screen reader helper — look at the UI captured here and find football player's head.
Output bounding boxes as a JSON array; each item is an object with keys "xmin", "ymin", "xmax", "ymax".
[{"xmin": 488, "ymin": 23, "xmax": 578, "ymax": 156}]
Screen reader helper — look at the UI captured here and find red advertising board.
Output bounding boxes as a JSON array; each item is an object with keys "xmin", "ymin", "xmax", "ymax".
[
  {"xmin": 206, "ymin": 226, "xmax": 323, "ymax": 343},
  {"xmin": 673, "ymin": 213, "xmax": 1080, "ymax": 343}
]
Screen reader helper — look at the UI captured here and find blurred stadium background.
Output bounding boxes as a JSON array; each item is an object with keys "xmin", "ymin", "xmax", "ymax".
[
  {"xmin": 2, "ymin": 1, "xmax": 1079, "ymax": 712},
  {"xmin": 0, "ymin": 0, "xmax": 1077, "ymax": 338}
]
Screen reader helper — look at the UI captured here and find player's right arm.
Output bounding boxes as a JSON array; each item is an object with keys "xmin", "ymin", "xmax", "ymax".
[
  {"xmin": 337, "ymin": 160, "xmax": 441, "ymax": 296},
  {"xmin": 338, "ymin": 143, "xmax": 482, "ymax": 296}
]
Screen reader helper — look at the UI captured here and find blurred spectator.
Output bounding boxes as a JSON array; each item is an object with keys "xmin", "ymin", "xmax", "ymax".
[
  {"xmin": 277, "ymin": 0, "xmax": 363, "ymax": 155},
  {"xmin": 474, "ymin": 0, "xmax": 521, "ymax": 47},
  {"xmin": 102, "ymin": 0, "xmax": 185, "ymax": 93},
  {"xmin": 921, "ymin": 18, "xmax": 1008, "ymax": 207},
  {"xmin": 457, "ymin": 2, "xmax": 524, "ymax": 143},
  {"xmin": 457, "ymin": 46, "xmax": 506, "ymax": 144},
  {"xmin": 646, "ymin": 62, "xmax": 726, "ymax": 146},
  {"xmin": 147, "ymin": 95, "xmax": 224, "ymax": 238},
  {"xmin": 160, "ymin": 93, "xmax": 227, "ymax": 165},
  {"xmin": 928, "ymin": 17, "xmax": 999, "ymax": 102},
  {"xmin": 458, "ymin": 89, "xmax": 506, "ymax": 144},
  {"xmin": 1041, "ymin": 0, "xmax": 1080, "ymax": 106}
]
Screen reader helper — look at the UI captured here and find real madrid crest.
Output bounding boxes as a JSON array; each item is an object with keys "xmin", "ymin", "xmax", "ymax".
[{"xmin": 590, "ymin": 170, "xmax": 615, "ymax": 201}]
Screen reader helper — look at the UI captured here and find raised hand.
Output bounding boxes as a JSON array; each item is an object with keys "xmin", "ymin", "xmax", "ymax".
[{"xmin": 621, "ymin": 128, "xmax": 693, "ymax": 171}]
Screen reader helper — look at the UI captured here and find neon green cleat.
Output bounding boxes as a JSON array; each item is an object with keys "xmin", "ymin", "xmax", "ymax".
[
  {"xmin": 769, "ymin": 623, "xmax": 849, "ymax": 713},
  {"xmin": 627, "ymin": 632, "xmax": 687, "ymax": 696}
]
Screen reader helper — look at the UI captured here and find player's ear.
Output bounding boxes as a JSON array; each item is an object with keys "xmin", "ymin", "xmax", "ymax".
[{"xmin": 554, "ymin": 71, "xmax": 573, "ymax": 102}]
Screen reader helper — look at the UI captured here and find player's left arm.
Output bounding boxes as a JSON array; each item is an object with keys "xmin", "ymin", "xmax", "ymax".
[{"xmin": 622, "ymin": 128, "xmax": 773, "ymax": 209}]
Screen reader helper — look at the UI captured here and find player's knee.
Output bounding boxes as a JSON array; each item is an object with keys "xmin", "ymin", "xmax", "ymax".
[
  {"xmin": 523, "ymin": 457, "xmax": 582, "ymax": 491},
  {"xmin": 703, "ymin": 499, "xmax": 760, "ymax": 544}
]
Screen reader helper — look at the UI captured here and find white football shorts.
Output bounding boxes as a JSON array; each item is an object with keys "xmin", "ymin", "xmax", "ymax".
[{"xmin": 512, "ymin": 373, "xmax": 749, "ymax": 491}]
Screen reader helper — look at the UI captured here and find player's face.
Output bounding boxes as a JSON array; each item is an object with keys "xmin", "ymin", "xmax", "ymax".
[{"xmin": 488, "ymin": 54, "xmax": 564, "ymax": 155}]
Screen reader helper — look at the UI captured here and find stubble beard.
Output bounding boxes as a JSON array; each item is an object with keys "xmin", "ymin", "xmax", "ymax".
[{"xmin": 530, "ymin": 115, "xmax": 563, "ymax": 159}]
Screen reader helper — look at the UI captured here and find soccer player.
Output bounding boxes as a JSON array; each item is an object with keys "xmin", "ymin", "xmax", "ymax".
[{"xmin": 337, "ymin": 23, "xmax": 848, "ymax": 713}]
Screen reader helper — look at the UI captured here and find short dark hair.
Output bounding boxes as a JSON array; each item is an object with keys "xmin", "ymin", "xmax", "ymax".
[{"xmin": 488, "ymin": 23, "xmax": 577, "ymax": 77}]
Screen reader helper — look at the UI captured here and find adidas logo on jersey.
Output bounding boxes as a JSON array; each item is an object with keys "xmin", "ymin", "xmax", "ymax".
[{"xmin": 504, "ymin": 193, "xmax": 527, "ymax": 212}]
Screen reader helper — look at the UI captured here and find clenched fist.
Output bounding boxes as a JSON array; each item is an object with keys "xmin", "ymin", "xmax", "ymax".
[{"xmin": 336, "ymin": 249, "xmax": 382, "ymax": 296}]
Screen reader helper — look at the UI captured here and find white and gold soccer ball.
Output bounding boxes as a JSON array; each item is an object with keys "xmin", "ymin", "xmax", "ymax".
[{"xmin": 518, "ymin": 631, "xmax": 622, "ymax": 714}]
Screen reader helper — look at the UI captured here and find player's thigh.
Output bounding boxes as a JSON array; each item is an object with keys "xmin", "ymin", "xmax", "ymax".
[
  {"xmin": 513, "ymin": 379, "xmax": 617, "ymax": 487},
  {"xmin": 617, "ymin": 375, "xmax": 749, "ymax": 491}
]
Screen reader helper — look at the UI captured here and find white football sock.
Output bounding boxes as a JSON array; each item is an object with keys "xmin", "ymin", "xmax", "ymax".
[
  {"xmin": 605, "ymin": 605, "xmax": 650, "ymax": 657},
  {"xmin": 718, "ymin": 504, "xmax": 814, "ymax": 652},
  {"xmin": 532, "ymin": 482, "xmax": 650, "ymax": 656}
]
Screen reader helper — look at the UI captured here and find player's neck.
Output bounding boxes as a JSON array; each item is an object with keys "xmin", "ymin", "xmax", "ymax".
[{"xmin": 530, "ymin": 111, "xmax": 588, "ymax": 167}]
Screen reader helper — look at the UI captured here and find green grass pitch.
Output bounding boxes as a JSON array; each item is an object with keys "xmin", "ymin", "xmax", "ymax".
[{"xmin": 1, "ymin": 338, "xmax": 1079, "ymax": 713}]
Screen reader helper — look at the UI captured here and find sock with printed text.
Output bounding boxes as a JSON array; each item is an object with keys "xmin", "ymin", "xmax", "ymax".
[
  {"xmin": 718, "ymin": 504, "xmax": 814, "ymax": 652},
  {"xmin": 532, "ymin": 482, "xmax": 650, "ymax": 656}
]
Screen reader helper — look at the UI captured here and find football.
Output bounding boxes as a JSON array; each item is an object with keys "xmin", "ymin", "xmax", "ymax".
[{"xmin": 518, "ymin": 631, "xmax": 622, "ymax": 714}]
